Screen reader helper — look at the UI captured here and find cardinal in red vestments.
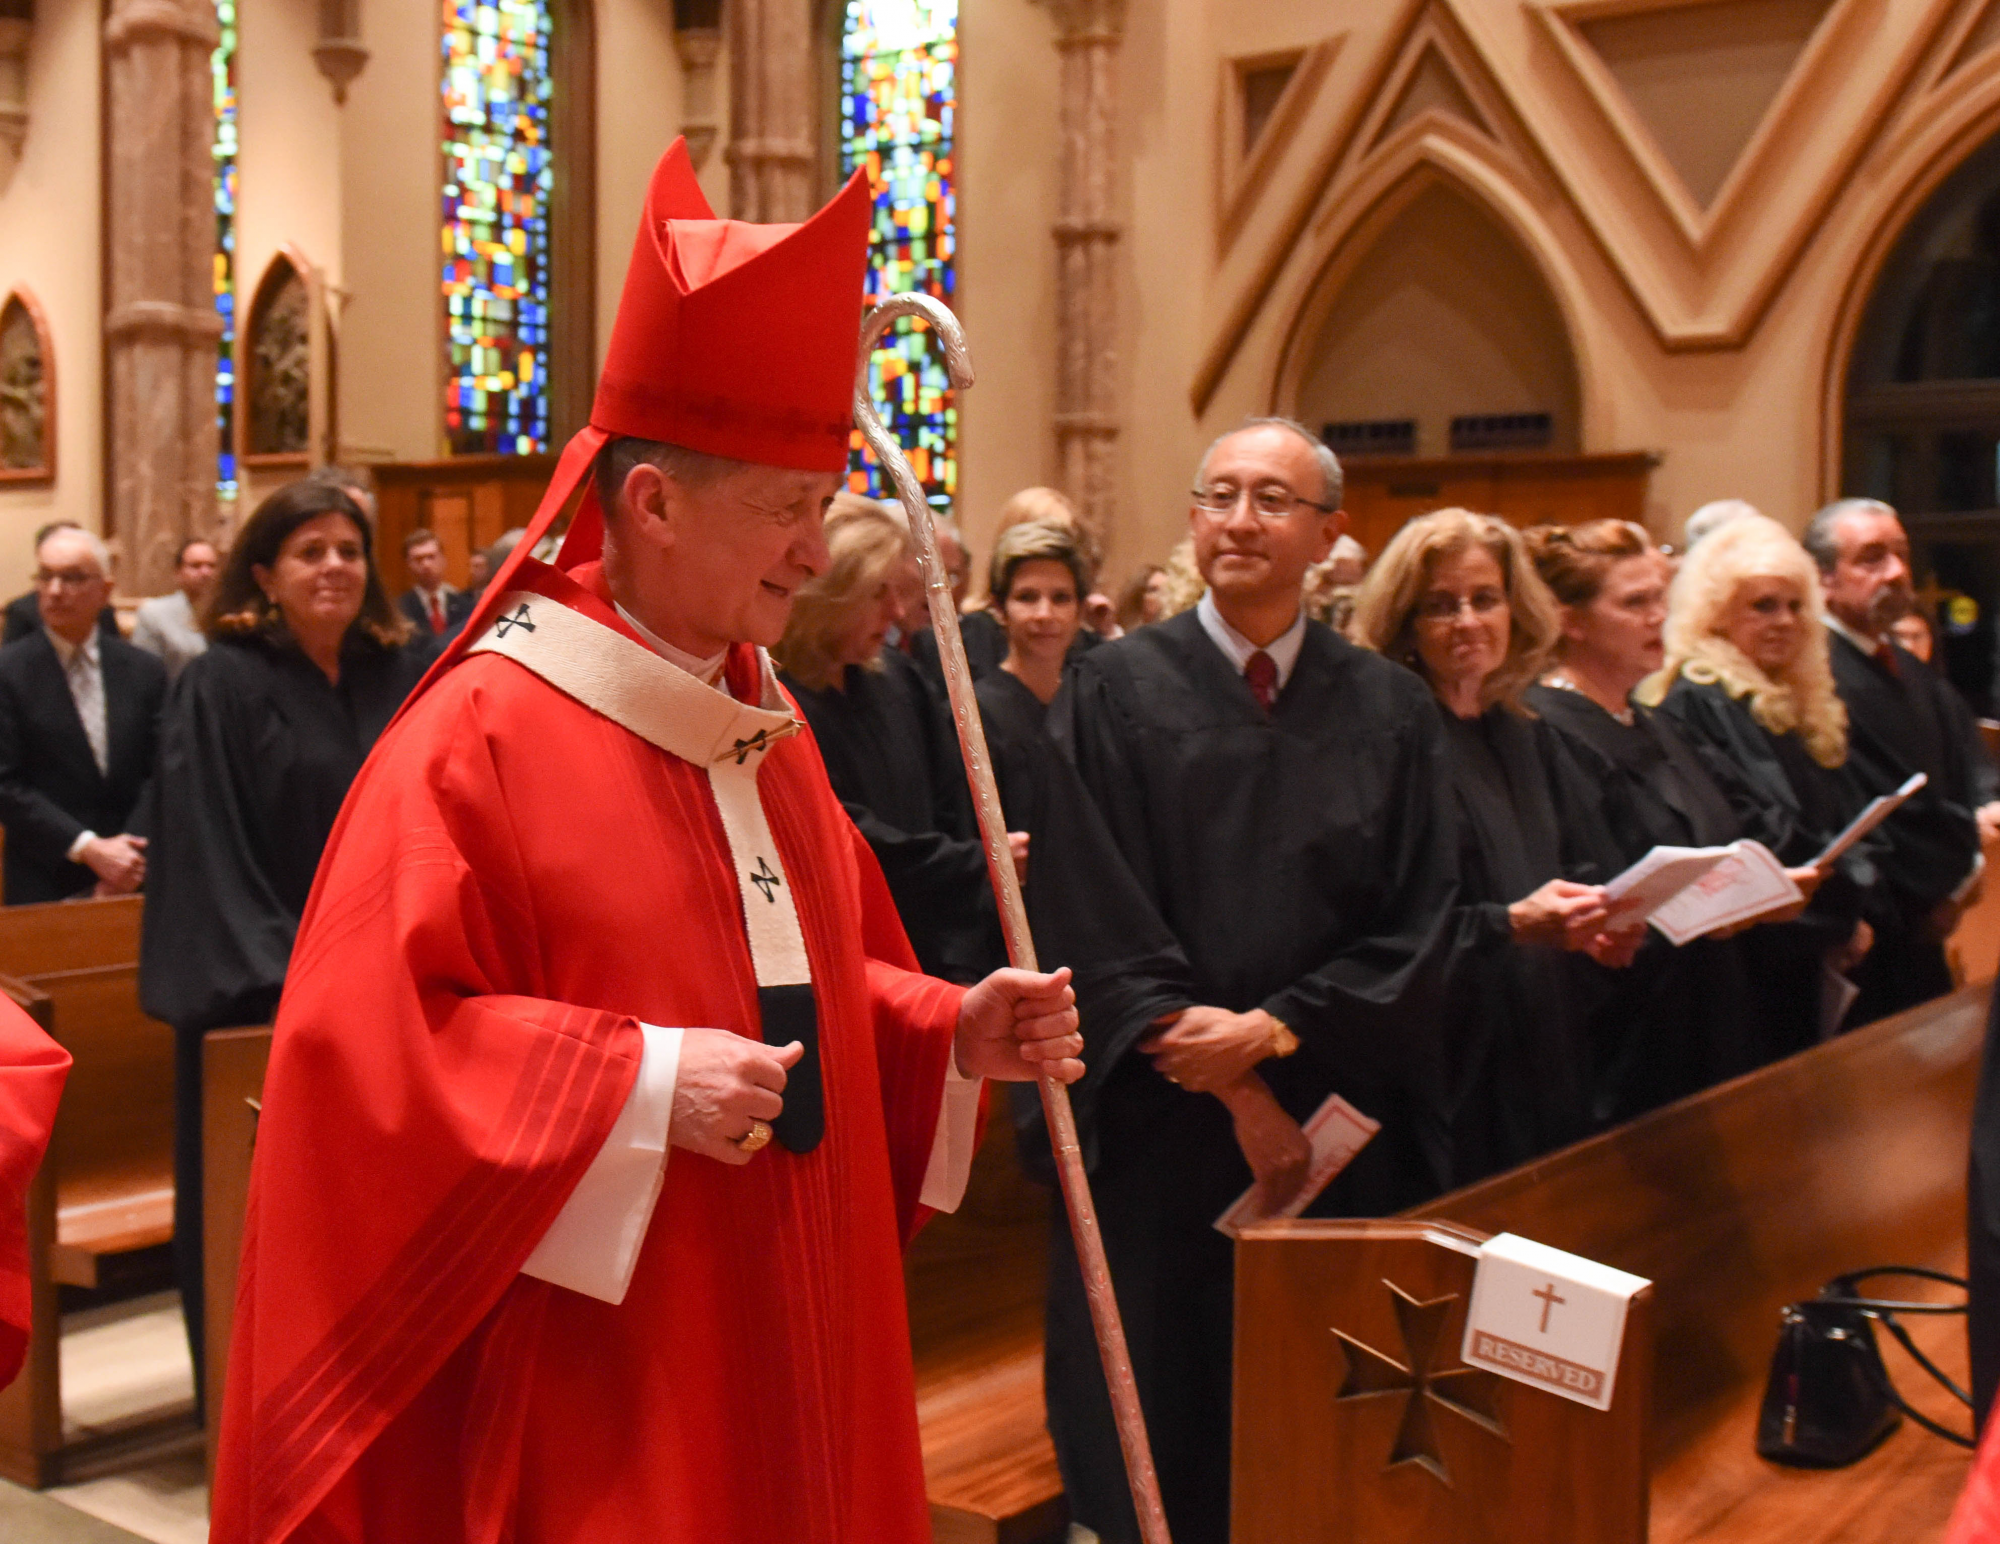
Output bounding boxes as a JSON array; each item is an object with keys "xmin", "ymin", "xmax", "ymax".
[
  {"xmin": 0, "ymin": 997, "xmax": 67, "ymax": 1392},
  {"xmin": 208, "ymin": 139, "xmax": 1083, "ymax": 1544}
]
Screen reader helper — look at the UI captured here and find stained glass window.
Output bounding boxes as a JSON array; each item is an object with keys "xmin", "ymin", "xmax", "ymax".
[
  {"xmin": 441, "ymin": 0, "xmax": 553, "ymax": 455},
  {"xmin": 212, "ymin": 0, "xmax": 238, "ymax": 500},
  {"xmin": 842, "ymin": 0, "xmax": 957, "ymax": 512}
]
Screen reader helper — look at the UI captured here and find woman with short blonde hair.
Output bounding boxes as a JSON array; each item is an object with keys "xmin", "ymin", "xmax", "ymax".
[
  {"xmin": 1352, "ymin": 507, "xmax": 1627, "ymax": 1185},
  {"xmin": 775, "ymin": 496, "xmax": 1002, "ymax": 982},
  {"xmin": 1638, "ymin": 512, "xmax": 1872, "ymax": 1053}
]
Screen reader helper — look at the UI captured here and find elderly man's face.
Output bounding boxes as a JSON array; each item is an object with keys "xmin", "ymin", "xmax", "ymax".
[
  {"xmin": 1823, "ymin": 507, "xmax": 1914, "ymax": 634},
  {"xmin": 1190, "ymin": 427, "xmax": 1341, "ymax": 610},
  {"xmin": 618, "ymin": 461, "xmax": 841, "ymax": 654},
  {"xmin": 35, "ymin": 531, "xmax": 110, "ymax": 645}
]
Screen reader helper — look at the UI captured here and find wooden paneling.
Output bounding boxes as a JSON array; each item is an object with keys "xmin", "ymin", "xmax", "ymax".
[
  {"xmin": 1233, "ymin": 1219, "xmax": 1651, "ymax": 1543},
  {"xmin": 371, "ymin": 455, "xmax": 560, "ymax": 593},
  {"xmin": 1339, "ymin": 450, "xmax": 1659, "ymax": 559},
  {"xmin": 905, "ymin": 1111, "xmax": 1065, "ymax": 1544},
  {"xmin": 202, "ymin": 1026, "xmax": 270, "ymax": 1478}
]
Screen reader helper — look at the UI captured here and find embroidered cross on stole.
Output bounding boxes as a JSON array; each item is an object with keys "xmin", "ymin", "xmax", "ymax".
[{"xmin": 469, "ymin": 591, "xmax": 824, "ymax": 1152}]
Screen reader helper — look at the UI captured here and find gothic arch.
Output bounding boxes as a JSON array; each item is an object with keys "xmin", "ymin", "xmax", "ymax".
[
  {"xmin": 241, "ymin": 248, "xmax": 315, "ymax": 465},
  {"xmin": 1818, "ymin": 57, "xmax": 2000, "ymax": 500},
  {"xmin": 1268, "ymin": 134, "xmax": 1603, "ymax": 453}
]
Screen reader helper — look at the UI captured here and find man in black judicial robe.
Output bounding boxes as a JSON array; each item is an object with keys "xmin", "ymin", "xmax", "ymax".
[
  {"xmin": 1804, "ymin": 499, "xmax": 1998, "ymax": 1027},
  {"xmin": 1042, "ymin": 420, "xmax": 1456, "ymax": 1544},
  {"xmin": 783, "ymin": 644, "xmax": 1004, "ymax": 983}
]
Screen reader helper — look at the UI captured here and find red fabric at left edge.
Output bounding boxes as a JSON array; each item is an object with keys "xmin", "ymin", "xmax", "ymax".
[{"xmin": 0, "ymin": 998, "xmax": 68, "ymax": 1391}]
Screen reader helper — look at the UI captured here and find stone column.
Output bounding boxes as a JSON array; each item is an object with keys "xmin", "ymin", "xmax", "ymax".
[
  {"xmin": 1046, "ymin": 0, "xmax": 1124, "ymax": 547},
  {"xmin": 0, "ymin": 0, "xmax": 29, "ymax": 193},
  {"xmin": 104, "ymin": 0, "xmax": 221, "ymax": 593},
  {"xmin": 724, "ymin": 0, "xmax": 815, "ymax": 221}
]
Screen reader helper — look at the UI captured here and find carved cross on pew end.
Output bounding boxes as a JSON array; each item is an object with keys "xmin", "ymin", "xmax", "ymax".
[{"xmin": 1333, "ymin": 1279, "xmax": 1508, "ymax": 1485}]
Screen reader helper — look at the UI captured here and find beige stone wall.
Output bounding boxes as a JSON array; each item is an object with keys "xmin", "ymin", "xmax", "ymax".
[{"xmin": 0, "ymin": 0, "xmax": 100, "ymax": 587}]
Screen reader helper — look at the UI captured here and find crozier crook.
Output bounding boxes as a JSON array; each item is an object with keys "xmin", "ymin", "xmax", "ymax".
[{"xmin": 854, "ymin": 294, "xmax": 1173, "ymax": 1544}]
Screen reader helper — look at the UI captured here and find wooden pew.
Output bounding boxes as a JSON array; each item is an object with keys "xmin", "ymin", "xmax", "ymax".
[
  {"xmin": 1402, "ymin": 980, "xmax": 1989, "ymax": 1542},
  {"xmin": 905, "ymin": 1111, "xmax": 1066, "ymax": 1544},
  {"xmin": 0, "ymin": 896, "xmax": 181, "ymax": 1486},
  {"xmin": 201, "ymin": 1026, "xmax": 270, "ymax": 1475}
]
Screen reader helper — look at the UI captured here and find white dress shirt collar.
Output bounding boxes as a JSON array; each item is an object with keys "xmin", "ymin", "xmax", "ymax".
[
  {"xmin": 1825, "ymin": 613, "xmax": 1883, "ymax": 657},
  {"xmin": 1196, "ymin": 590, "xmax": 1307, "ymax": 690},
  {"xmin": 614, "ymin": 602, "xmax": 728, "ymax": 686},
  {"xmin": 45, "ymin": 627, "xmax": 100, "ymax": 672}
]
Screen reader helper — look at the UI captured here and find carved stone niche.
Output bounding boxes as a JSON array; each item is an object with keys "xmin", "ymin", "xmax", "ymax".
[
  {"xmin": 0, "ymin": 287, "xmax": 53, "ymax": 484},
  {"xmin": 239, "ymin": 248, "xmax": 333, "ymax": 475}
]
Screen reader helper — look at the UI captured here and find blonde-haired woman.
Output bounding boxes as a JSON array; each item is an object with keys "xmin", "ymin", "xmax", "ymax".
[
  {"xmin": 776, "ymin": 498, "xmax": 1003, "ymax": 982},
  {"xmin": 1638, "ymin": 512, "xmax": 1873, "ymax": 1051},
  {"xmin": 1354, "ymin": 508, "xmax": 1627, "ymax": 1184}
]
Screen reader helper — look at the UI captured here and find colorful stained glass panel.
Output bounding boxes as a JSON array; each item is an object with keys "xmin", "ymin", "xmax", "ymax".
[
  {"xmin": 213, "ymin": 0, "xmax": 238, "ymax": 500},
  {"xmin": 441, "ymin": 0, "xmax": 553, "ymax": 456},
  {"xmin": 842, "ymin": 0, "xmax": 957, "ymax": 513}
]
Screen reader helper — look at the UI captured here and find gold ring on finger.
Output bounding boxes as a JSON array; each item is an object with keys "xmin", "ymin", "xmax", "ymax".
[{"xmin": 733, "ymin": 1119, "xmax": 773, "ymax": 1154}]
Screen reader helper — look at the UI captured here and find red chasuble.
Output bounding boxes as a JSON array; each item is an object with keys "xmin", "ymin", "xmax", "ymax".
[
  {"xmin": 209, "ymin": 563, "xmax": 965, "ymax": 1544},
  {"xmin": 0, "ymin": 998, "xmax": 66, "ymax": 1391}
]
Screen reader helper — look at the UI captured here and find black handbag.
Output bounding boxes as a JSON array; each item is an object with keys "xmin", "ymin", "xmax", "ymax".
[{"xmin": 1756, "ymin": 1266, "xmax": 1975, "ymax": 1467}]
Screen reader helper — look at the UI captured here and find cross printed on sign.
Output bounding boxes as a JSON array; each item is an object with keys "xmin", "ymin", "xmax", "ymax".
[
  {"xmin": 495, "ymin": 604, "xmax": 536, "ymax": 638},
  {"xmin": 748, "ymin": 856, "xmax": 782, "ymax": 903},
  {"xmin": 1534, "ymin": 1282, "xmax": 1566, "ymax": 1334}
]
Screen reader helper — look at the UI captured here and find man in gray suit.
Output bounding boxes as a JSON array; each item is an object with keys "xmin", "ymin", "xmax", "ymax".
[{"xmin": 131, "ymin": 537, "xmax": 219, "ymax": 683}]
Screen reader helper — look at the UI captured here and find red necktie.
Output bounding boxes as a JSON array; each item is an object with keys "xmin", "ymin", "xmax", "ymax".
[
  {"xmin": 430, "ymin": 593, "xmax": 446, "ymax": 634},
  {"xmin": 1873, "ymin": 640, "xmax": 1899, "ymax": 679},
  {"xmin": 1244, "ymin": 649, "xmax": 1278, "ymax": 712}
]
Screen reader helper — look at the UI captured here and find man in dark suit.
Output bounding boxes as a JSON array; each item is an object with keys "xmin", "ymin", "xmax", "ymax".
[
  {"xmin": 1, "ymin": 522, "xmax": 119, "ymax": 646},
  {"xmin": 1804, "ymin": 497, "xmax": 2000, "ymax": 1026},
  {"xmin": 395, "ymin": 528, "xmax": 473, "ymax": 640},
  {"xmin": 0, "ymin": 526, "xmax": 166, "ymax": 903}
]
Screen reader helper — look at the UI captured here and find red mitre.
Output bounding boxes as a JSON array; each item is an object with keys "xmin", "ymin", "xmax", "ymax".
[{"xmin": 403, "ymin": 137, "xmax": 873, "ymax": 710}]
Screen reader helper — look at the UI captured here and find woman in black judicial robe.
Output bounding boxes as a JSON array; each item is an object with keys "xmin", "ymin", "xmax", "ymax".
[
  {"xmin": 973, "ymin": 520, "xmax": 1091, "ymax": 828},
  {"xmin": 1352, "ymin": 509, "xmax": 1630, "ymax": 1186},
  {"xmin": 1522, "ymin": 521, "xmax": 1764, "ymax": 1123},
  {"xmin": 774, "ymin": 498, "xmax": 1004, "ymax": 983},
  {"xmin": 1636, "ymin": 512, "xmax": 1874, "ymax": 1058},
  {"xmin": 141, "ymin": 480, "xmax": 427, "ymax": 1386}
]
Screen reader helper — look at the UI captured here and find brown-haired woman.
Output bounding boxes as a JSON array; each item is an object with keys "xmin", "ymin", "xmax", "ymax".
[
  {"xmin": 138, "ymin": 478, "xmax": 425, "ymax": 1389},
  {"xmin": 1353, "ymin": 508, "xmax": 1628, "ymax": 1184},
  {"xmin": 1523, "ymin": 520, "xmax": 1776, "ymax": 1121},
  {"xmin": 775, "ymin": 498, "xmax": 1006, "ymax": 983}
]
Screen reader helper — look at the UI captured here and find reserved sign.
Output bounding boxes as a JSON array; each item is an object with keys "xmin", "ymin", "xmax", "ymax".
[{"xmin": 1460, "ymin": 1233, "xmax": 1649, "ymax": 1412}]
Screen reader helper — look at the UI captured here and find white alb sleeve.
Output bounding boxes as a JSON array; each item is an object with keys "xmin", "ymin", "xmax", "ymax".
[
  {"xmin": 521, "ymin": 1023, "xmax": 681, "ymax": 1304},
  {"xmin": 918, "ymin": 1050, "xmax": 983, "ymax": 1214}
]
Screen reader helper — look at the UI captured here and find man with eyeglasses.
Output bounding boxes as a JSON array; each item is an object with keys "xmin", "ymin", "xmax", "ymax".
[
  {"xmin": 1, "ymin": 521, "xmax": 120, "ymax": 646},
  {"xmin": 1041, "ymin": 417, "xmax": 1458, "ymax": 1544},
  {"xmin": 0, "ymin": 525, "xmax": 165, "ymax": 902}
]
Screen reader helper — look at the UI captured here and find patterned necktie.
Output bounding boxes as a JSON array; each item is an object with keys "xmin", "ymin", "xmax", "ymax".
[
  {"xmin": 65, "ymin": 647, "xmax": 109, "ymax": 777},
  {"xmin": 1244, "ymin": 649, "xmax": 1279, "ymax": 713},
  {"xmin": 1873, "ymin": 640, "xmax": 1900, "ymax": 679}
]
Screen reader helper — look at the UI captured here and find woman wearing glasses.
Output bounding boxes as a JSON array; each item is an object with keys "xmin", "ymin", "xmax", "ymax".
[{"xmin": 1353, "ymin": 508, "xmax": 1630, "ymax": 1186}]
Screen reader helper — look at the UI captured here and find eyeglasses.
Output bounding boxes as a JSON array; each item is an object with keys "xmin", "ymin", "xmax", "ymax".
[
  {"xmin": 34, "ymin": 569, "xmax": 101, "ymax": 590},
  {"xmin": 1191, "ymin": 482, "xmax": 1337, "ymax": 520},
  {"xmin": 1415, "ymin": 588, "xmax": 1507, "ymax": 622}
]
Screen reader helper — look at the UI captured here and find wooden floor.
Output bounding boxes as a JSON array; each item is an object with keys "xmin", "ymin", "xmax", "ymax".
[{"xmin": 1650, "ymin": 1253, "xmax": 1974, "ymax": 1544}]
